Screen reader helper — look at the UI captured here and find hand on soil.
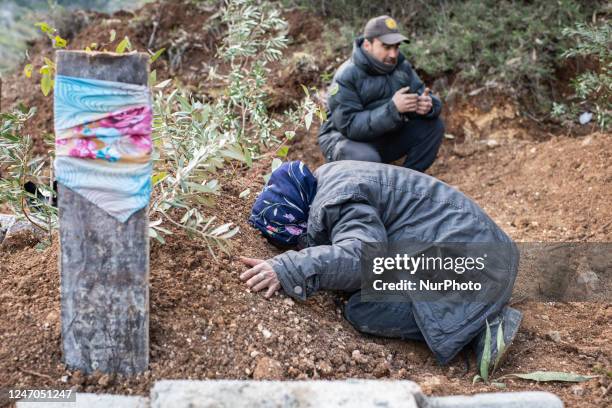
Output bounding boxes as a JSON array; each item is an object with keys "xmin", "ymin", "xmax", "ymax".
[{"xmin": 239, "ymin": 257, "xmax": 281, "ymax": 299}]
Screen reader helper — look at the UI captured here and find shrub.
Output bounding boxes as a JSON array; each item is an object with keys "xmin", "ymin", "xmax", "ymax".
[{"xmin": 553, "ymin": 22, "xmax": 611, "ymax": 130}]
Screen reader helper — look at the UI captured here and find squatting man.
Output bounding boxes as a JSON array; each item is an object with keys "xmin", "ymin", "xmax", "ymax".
[
  {"xmin": 240, "ymin": 159, "xmax": 522, "ymax": 368},
  {"xmin": 317, "ymin": 15, "xmax": 444, "ymax": 172}
]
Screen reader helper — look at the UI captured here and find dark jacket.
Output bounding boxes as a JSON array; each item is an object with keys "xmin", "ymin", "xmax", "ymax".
[
  {"xmin": 268, "ymin": 161, "xmax": 518, "ymax": 364},
  {"xmin": 318, "ymin": 37, "xmax": 442, "ymax": 143}
]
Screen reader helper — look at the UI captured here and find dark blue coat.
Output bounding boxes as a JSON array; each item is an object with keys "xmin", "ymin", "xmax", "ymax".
[{"xmin": 319, "ymin": 37, "xmax": 442, "ymax": 143}]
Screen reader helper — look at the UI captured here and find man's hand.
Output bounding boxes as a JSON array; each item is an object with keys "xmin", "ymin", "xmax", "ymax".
[
  {"xmin": 392, "ymin": 86, "xmax": 419, "ymax": 113},
  {"xmin": 239, "ymin": 257, "xmax": 281, "ymax": 299},
  {"xmin": 416, "ymin": 87, "xmax": 433, "ymax": 115}
]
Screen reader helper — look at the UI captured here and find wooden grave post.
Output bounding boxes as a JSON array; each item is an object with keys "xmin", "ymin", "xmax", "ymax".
[{"xmin": 56, "ymin": 50, "xmax": 150, "ymax": 375}]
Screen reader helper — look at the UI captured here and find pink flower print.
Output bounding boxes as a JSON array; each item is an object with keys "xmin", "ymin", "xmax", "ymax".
[
  {"xmin": 56, "ymin": 139, "xmax": 68, "ymax": 146},
  {"xmin": 99, "ymin": 107, "xmax": 151, "ymax": 132},
  {"xmin": 68, "ymin": 139, "xmax": 97, "ymax": 159},
  {"xmin": 285, "ymin": 225, "xmax": 304, "ymax": 236},
  {"xmin": 129, "ymin": 134, "xmax": 152, "ymax": 151},
  {"xmin": 266, "ymin": 225, "xmax": 278, "ymax": 233},
  {"xmin": 283, "ymin": 213, "xmax": 296, "ymax": 222}
]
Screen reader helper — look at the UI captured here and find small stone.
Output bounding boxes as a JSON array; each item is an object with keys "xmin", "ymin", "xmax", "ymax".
[
  {"xmin": 60, "ymin": 375, "xmax": 68, "ymax": 383},
  {"xmin": 579, "ymin": 111, "xmax": 593, "ymax": 125},
  {"xmin": 315, "ymin": 360, "xmax": 333, "ymax": 376},
  {"xmin": 262, "ymin": 329, "xmax": 272, "ymax": 339},
  {"xmin": 351, "ymin": 349, "xmax": 368, "ymax": 364},
  {"xmin": 250, "ymin": 350, "xmax": 260, "ymax": 358},
  {"xmin": 373, "ymin": 361, "xmax": 391, "ymax": 378},
  {"xmin": 486, "ymin": 139, "xmax": 499, "ymax": 148},
  {"xmin": 253, "ymin": 357, "xmax": 283, "ymax": 380},
  {"xmin": 97, "ymin": 374, "xmax": 111, "ymax": 387},
  {"xmin": 283, "ymin": 298, "xmax": 295, "ymax": 307},
  {"xmin": 70, "ymin": 371, "xmax": 84, "ymax": 385},
  {"xmin": 546, "ymin": 330, "xmax": 562, "ymax": 343},
  {"xmin": 571, "ymin": 385, "xmax": 584, "ymax": 396}
]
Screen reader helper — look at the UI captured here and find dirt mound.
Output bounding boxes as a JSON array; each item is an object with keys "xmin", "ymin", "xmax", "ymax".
[
  {"xmin": 1, "ymin": 129, "xmax": 610, "ymax": 407},
  {"xmin": 0, "ymin": 2, "xmax": 610, "ymax": 408}
]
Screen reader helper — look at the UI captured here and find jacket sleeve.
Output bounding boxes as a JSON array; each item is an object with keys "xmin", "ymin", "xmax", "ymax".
[
  {"xmin": 331, "ymin": 78, "xmax": 404, "ymax": 142},
  {"xmin": 409, "ymin": 67, "xmax": 442, "ymax": 119},
  {"xmin": 267, "ymin": 202, "xmax": 388, "ymax": 301}
]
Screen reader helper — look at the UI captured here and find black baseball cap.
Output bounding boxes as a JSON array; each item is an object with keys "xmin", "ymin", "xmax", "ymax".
[{"xmin": 363, "ymin": 15, "xmax": 408, "ymax": 45}]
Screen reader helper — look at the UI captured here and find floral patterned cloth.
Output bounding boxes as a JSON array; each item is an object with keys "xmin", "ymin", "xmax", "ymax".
[
  {"xmin": 55, "ymin": 106, "xmax": 152, "ymax": 163},
  {"xmin": 54, "ymin": 75, "xmax": 152, "ymax": 222},
  {"xmin": 249, "ymin": 161, "xmax": 317, "ymax": 246}
]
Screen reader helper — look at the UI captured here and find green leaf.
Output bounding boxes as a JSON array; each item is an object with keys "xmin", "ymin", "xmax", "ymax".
[
  {"xmin": 54, "ymin": 36, "xmax": 67, "ymax": 48},
  {"xmin": 491, "ymin": 382, "xmax": 506, "ymax": 389},
  {"xmin": 35, "ymin": 22, "xmax": 53, "ymax": 34},
  {"xmin": 284, "ymin": 130, "xmax": 295, "ymax": 140},
  {"xmin": 493, "ymin": 320, "xmax": 506, "ymax": 373},
  {"xmin": 23, "ymin": 64, "xmax": 33, "ymax": 78},
  {"xmin": 155, "ymin": 78, "xmax": 172, "ymax": 89},
  {"xmin": 115, "ymin": 36, "xmax": 131, "ymax": 53},
  {"xmin": 151, "ymin": 171, "xmax": 168, "ymax": 186},
  {"xmin": 40, "ymin": 74, "xmax": 52, "ymax": 96},
  {"xmin": 277, "ymin": 145, "xmax": 289, "ymax": 158},
  {"xmin": 480, "ymin": 319, "xmax": 492, "ymax": 382},
  {"xmin": 244, "ymin": 147, "xmax": 253, "ymax": 168},
  {"xmin": 149, "ymin": 70, "xmax": 157, "ymax": 86},
  {"xmin": 150, "ymin": 48, "xmax": 166, "ymax": 63},
  {"xmin": 271, "ymin": 158, "xmax": 282, "ymax": 172},
  {"xmin": 500, "ymin": 372, "xmax": 596, "ymax": 383},
  {"xmin": 239, "ymin": 188, "xmax": 251, "ymax": 198},
  {"xmin": 220, "ymin": 146, "xmax": 246, "ymax": 162},
  {"xmin": 472, "ymin": 374, "xmax": 483, "ymax": 384},
  {"xmin": 43, "ymin": 57, "xmax": 56, "ymax": 69},
  {"xmin": 210, "ymin": 223, "xmax": 233, "ymax": 236},
  {"xmin": 304, "ymin": 111, "xmax": 313, "ymax": 130},
  {"xmin": 109, "ymin": 29, "xmax": 116, "ymax": 42}
]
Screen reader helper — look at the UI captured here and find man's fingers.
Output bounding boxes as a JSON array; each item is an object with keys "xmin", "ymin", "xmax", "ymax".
[
  {"xmin": 239, "ymin": 256, "xmax": 264, "ymax": 267},
  {"xmin": 399, "ymin": 86, "xmax": 411, "ymax": 94},
  {"xmin": 423, "ymin": 87, "xmax": 430, "ymax": 96},
  {"xmin": 264, "ymin": 282, "xmax": 281, "ymax": 299},
  {"xmin": 245, "ymin": 267, "xmax": 268, "ymax": 286},
  {"xmin": 251, "ymin": 276, "xmax": 273, "ymax": 292},
  {"xmin": 240, "ymin": 263, "xmax": 265, "ymax": 281}
]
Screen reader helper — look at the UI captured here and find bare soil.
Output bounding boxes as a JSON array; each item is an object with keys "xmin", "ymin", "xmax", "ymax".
[{"xmin": 0, "ymin": 2, "xmax": 610, "ymax": 408}]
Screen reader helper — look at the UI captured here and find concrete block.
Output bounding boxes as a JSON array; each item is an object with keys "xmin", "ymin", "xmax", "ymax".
[
  {"xmin": 16, "ymin": 392, "xmax": 149, "ymax": 408},
  {"xmin": 422, "ymin": 391, "xmax": 563, "ymax": 408},
  {"xmin": 151, "ymin": 379, "xmax": 423, "ymax": 408}
]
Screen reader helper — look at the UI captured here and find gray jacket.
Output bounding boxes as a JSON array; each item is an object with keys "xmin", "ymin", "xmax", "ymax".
[{"xmin": 268, "ymin": 161, "xmax": 518, "ymax": 364}]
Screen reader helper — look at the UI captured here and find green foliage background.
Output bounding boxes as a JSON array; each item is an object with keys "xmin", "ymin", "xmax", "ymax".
[{"xmin": 0, "ymin": 0, "xmax": 151, "ymax": 74}]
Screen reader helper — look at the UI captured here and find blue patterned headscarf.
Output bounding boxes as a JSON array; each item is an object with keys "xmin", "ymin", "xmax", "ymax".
[{"xmin": 249, "ymin": 161, "xmax": 317, "ymax": 246}]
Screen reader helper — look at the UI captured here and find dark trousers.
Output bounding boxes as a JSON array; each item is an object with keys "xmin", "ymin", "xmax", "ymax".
[
  {"xmin": 319, "ymin": 118, "xmax": 444, "ymax": 173},
  {"xmin": 344, "ymin": 291, "xmax": 425, "ymax": 341}
]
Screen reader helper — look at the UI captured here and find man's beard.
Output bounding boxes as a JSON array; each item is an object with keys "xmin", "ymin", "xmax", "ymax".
[{"xmin": 383, "ymin": 57, "xmax": 397, "ymax": 65}]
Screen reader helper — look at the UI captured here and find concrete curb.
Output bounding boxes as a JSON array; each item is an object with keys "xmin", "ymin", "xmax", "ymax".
[
  {"xmin": 151, "ymin": 379, "xmax": 423, "ymax": 408},
  {"xmin": 422, "ymin": 391, "xmax": 564, "ymax": 407}
]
